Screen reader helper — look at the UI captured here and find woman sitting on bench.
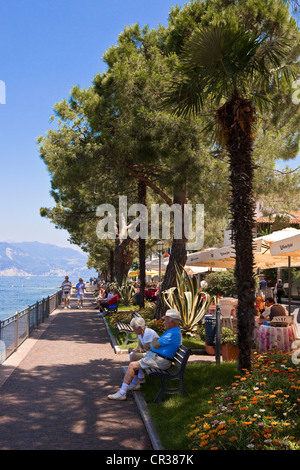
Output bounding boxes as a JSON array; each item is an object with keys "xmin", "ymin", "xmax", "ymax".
[{"xmin": 99, "ymin": 289, "xmax": 119, "ymax": 312}]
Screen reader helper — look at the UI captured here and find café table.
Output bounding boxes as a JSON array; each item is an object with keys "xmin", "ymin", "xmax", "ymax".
[{"xmin": 257, "ymin": 324, "xmax": 295, "ymax": 353}]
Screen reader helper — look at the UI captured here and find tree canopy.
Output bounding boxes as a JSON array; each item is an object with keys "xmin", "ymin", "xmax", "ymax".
[{"xmin": 38, "ymin": 0, "xmax": 300, "ymax": 300}]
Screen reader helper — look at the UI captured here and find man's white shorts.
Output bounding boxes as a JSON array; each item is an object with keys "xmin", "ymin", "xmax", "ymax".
[
  {"xmin": 139, "ymin": 350, "xmax": 171, "ymax": 370},
  {"xmin": 62, "ymin": 292, "xmax": 71, "ymax": 299}
]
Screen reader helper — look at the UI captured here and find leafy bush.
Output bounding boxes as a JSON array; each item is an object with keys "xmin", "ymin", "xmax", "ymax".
[
  {"xmin": 109, "ymin": 311, "xmax": 133, "ymax": 326},
  {"xmin": 205, "ymin": 270, "xmax": 237, "ymax": 297},
  {"xmin": 221, "ymin": 327, "xmax": 238, "ymax": 345}
]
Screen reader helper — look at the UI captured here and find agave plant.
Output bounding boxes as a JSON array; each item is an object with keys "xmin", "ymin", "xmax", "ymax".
[
  {"xmin": 161, "ymin": 263, "xmax": 212, "ymax": 335},
  {"xmin": 119, "ymin": 278, "xmax": 136, "ymax": 306}
]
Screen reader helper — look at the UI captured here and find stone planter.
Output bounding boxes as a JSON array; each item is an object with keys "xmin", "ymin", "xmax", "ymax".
[{"xmin": 221, "ymin": 343, "xmax": 238, "ymax": 362}]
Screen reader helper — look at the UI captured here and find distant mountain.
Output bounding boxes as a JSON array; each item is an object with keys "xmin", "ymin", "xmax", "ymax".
[{"xmin": 0, "ymin": 242, "xmax": 97, "ymax": 277}]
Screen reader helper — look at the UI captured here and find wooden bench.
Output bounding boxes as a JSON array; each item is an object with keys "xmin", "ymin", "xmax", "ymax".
[
  {"xmin": 115, "ymin": 311, "xmax": 142, "ymax": 345},
  {"xmin": 103, "ymin": 300, "xmax": 120, "ymax": 316},
  {"xmin": 144, "ymin": 345, "xmax": 191, "ymax": 403}
]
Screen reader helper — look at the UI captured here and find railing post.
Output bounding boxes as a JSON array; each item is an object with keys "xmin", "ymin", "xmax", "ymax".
[
  {"xmin": 26, "ymin": 306, "xmax": 30, "ymax": 337},
  {"xmin": 47, "ymin": 296, "xmax": 50, "ymax": 317},
  {"xmin": 35, "ymin": 301, "xmax": 39, "ymax": 328},
  {"xmin": 14, "ymin": 313, "xmax": 19, "ymax": 352}
]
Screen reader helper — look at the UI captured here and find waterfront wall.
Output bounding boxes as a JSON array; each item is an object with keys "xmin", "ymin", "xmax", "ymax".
[{"xmin": 0, "ymin": 290, "xmax": 62, "ymax": 364}]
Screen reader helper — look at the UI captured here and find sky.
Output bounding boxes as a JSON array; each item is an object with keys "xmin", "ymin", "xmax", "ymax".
[{"xmin": 0, "ymin": 0, "xmax": 299, "ymax": 253}]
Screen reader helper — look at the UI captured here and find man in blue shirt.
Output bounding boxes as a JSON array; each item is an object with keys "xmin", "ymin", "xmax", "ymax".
[{"xmin": 108, "ymin": 309, "xmax": 182, "ymax": 400}]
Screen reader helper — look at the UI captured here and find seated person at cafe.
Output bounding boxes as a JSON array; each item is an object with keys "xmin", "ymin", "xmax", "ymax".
[
  {"xmin": 259, "ymin": 297, "xmax": 288, "ymax": 323},
  {"xmin": 107, "ymin": 309, "xmax": 182, "ymax": 400}
]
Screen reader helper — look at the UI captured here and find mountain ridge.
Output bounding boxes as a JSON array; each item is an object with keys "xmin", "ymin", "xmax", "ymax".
[{"xmin": 0, "ymin": 241, "xmax": 96, "ymax": 277}]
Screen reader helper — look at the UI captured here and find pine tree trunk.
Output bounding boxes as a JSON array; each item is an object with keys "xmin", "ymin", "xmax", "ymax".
[
  {"xmin": 138, "ymin": 180, "xmax": 147, "ymax": 309},
  {"xmin": 154, "ymin": 188, "xmax": 187, "ymax": 319},
  {"xmin": 109, "ymin": 249, "xmax": 114, "ymax": 282},
  {"xmin": 114, "ymin": 237, "xmax": 134, "ymax": 286},
  {"xmin": 217, "ymin": 93, "xmax": 257, "ymax": 371}
]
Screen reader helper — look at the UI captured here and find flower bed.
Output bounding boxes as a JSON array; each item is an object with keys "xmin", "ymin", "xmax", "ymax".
[{"xmin": 187, "ymin": 351, "xmax": 300, "ymax": 450}]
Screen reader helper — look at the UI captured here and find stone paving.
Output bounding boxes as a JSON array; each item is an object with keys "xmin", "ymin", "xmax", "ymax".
[{"xmin": 0, "ymin": 290, "xmax": 153, "ymax": 450}]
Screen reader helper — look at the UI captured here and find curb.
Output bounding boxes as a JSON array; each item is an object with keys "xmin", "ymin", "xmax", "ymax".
[
  {"xmin": 102, "ymin": 316, "xmax": 127, "ymax": 355},
  {"xmin": 101, "ymin": 315, "xmax": 164, "ymax": 450},
  {"xmin": 122, "ymin": 367, "xmax": 164, "ymax": 451}
]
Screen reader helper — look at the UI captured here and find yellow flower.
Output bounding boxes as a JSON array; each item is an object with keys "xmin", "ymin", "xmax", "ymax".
[
  {"xmin": 218, "ymin": 430, "xmax": 227, "ymax": 435},
  {"xmin": 203, "ymin": 423, "xmax": 210, "ymax": 431},
  {"xmin": 217, "ymin": 423, "xmax": 226, "ymax": 430},
  {"xmin": 229, "ymin": 436, "xmax": 238, "ymax": 442}
]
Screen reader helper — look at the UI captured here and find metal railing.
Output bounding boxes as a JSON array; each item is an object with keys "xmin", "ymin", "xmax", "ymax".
[{"xmin": 0, "ymin": 290, "xmax": 62, "ymax": 365}]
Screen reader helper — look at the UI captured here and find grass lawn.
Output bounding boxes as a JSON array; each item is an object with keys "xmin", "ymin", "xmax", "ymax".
[
  {"xmin": 140, "ymin": 362, "xmax": 238, "ymax": 450},
  {"xmin": 140, "ymin": 353, "xmax": 300, "ymax": 451},
  {"xmin": 104, "ymin": 310, "xmax": 300, "ymax": 450}
]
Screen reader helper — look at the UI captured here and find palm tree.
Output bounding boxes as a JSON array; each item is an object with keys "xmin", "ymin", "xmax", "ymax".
[{"xmin": 163, "ymin": 25, "xmax": 298, "ymax": 371}]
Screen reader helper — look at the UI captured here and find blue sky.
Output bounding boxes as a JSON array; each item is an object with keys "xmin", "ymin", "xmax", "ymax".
[{"xmin": 0, "ymin": 0, "xmax": 299, "ymax": 252}]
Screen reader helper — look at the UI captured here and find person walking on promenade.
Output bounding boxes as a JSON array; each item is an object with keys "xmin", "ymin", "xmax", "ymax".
[
  {"xmin": 76, "ymin": 278, "xmax": 86, "ymax": 309},
  {"xmin": 274, "ymin": 279, "xmax": 286, "ymax": 304},
  {"xmin": 259, "ymin": 276, "xmax": 267, "ymax": 300},
  {"xmin": 107, "ymin": 309, "xmax": 182, "ymax": 401},
  {"xmin": 61, "ymin": 276, "xmax": 72, "ymax": 309}
]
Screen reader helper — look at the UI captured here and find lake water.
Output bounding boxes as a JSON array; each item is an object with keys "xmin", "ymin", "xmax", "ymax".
[{"xmin": 0, "ymin": 276, "xmax": 77, "ymax": 321}]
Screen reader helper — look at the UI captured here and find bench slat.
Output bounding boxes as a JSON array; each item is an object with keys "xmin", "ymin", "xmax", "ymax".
[{"xmin": 144, "ymin": 345, "xmax": 191, "ymax": 402}]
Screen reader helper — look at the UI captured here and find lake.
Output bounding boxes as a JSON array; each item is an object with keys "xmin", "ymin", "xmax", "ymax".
[{"xmin": 0, "ymin": 275, "xmax": 88, "ymax": 321}]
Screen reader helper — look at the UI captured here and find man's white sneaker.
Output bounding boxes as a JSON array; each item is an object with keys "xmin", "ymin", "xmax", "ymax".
[
  {"xmin": 127, "ymin": 383, "xmax": 141, "ymax": 391},
  {"xmin": 107, "ymin": 391, "xmax": 127, "ymax": 400}
]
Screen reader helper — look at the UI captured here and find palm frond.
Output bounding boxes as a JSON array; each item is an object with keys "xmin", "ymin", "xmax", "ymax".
[{"xmin": 162, "ymin": 24, "xmax": 300, "ymax": 118}]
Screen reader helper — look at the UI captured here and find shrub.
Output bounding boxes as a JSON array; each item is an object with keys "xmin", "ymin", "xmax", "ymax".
[{"xmin": 205, "ymin": 270, "xmax": 237, "ymax": 297}]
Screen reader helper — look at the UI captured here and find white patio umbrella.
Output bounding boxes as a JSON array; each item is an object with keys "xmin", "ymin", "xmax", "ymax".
[
  {"xmin": 146, "ymin": 254, "xmax": 227, "ymax": 272},
  {"xmin": 186, "ymin": 230, "xmax": 300, "ymax": 270},
  {"xmin": 266, "ymin": 228, "xmax": 300, "ymax": 257},
  {"xmin": 186, "ymin": 247, "xmax": 236, "ymax": 268},
  {"xmin": 187, "ymin": 228, "xmax": 300, "ymax": 312},
  {"xmin": 146, "ymin": 257, "xmax": 168, "ymax": 271},
  {"xmin": 258, "ymin": 228, "xmax": 300, "ymax": 312}
]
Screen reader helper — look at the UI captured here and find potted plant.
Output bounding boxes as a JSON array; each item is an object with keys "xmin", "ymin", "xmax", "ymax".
[{"xmin": 221, "ymin": 327, "xmax": 238, "ymax": 362}]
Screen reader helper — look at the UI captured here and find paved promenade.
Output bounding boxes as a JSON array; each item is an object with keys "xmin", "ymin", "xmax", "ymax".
[{"xmin": 0, "ymin": 289, "xmax": 153, "ymax": 450}]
